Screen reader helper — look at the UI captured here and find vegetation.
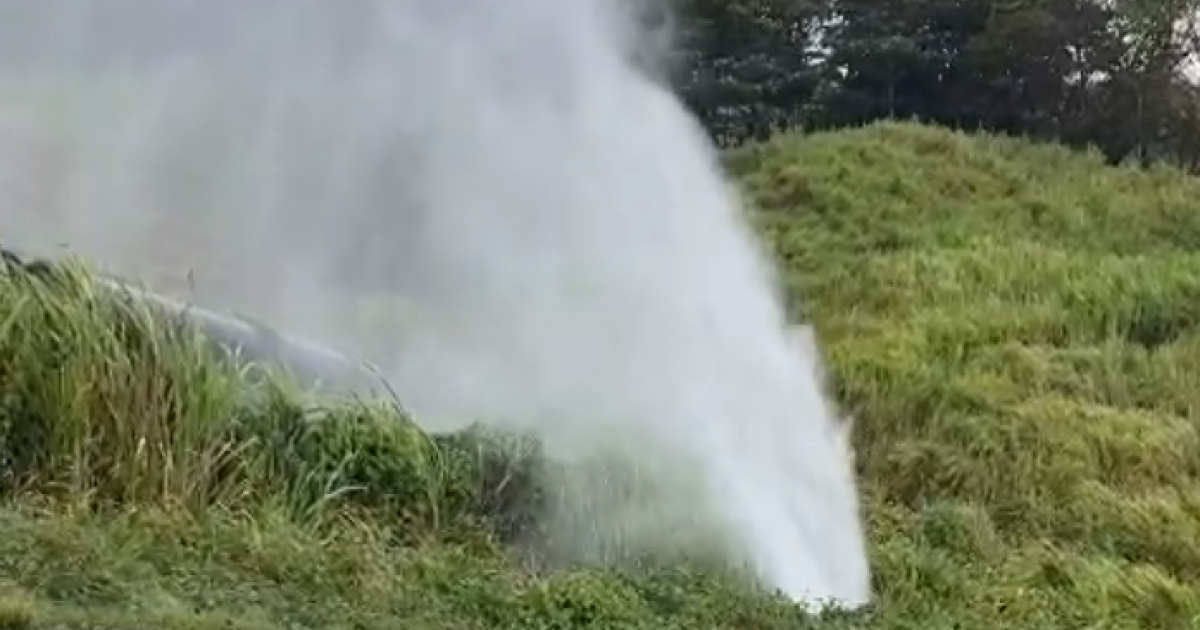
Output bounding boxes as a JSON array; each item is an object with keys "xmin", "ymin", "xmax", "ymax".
[
  {"xmin": 676, "ymin": 0, "xmax": 1200, "ymax": 167},
  {"xmin": 7, "ymin": 122, "xmax": 1200, "ymax": 628}
]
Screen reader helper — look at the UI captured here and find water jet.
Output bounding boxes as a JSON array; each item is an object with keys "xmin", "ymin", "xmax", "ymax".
[
  {"xmin": 0, "ymin": 0, "xmax": 870, "ymax": 607},
  {"xmin": 0, "ymin": 246, "xmax": 385, "ymax": 397}
]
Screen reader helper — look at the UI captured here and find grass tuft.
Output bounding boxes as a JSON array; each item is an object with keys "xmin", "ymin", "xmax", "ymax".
[{"xmin": 0, "ymin": 587, "xmax": 35, "ymax": 630}]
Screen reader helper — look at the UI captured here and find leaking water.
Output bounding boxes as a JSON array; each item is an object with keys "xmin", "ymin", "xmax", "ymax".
[{"xmin": 0, "ymin": 0, "xmax": 870, "ymax": 607}]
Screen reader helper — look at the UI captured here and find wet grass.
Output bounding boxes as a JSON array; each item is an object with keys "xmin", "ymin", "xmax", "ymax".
[{"xmin": 4, "ymin": 121, "xmax": 1200, "ymax": 628}]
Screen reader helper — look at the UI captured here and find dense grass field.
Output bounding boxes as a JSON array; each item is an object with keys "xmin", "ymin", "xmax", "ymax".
[{"xmin": 4, "ymin": 121, "xmax": 1200, "ymax": 629}]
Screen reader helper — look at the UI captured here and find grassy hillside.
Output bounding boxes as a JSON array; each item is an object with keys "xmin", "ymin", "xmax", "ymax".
[{"xmin": 5, "ymin": 121, "xmax": 1200, "ymax": 629}]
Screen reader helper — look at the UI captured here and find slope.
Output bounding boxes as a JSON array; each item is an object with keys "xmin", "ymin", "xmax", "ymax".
[
  {"xmin": 3, "ymin": 121, "xmax": 1200, "ymax": 629},
  {"xmin": 731, "ymin": 121, "xmax": 1200, "ymax": 628}
]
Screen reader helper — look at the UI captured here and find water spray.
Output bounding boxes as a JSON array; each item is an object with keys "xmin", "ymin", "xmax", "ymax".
[
  {"xmin": 0, "ymin": 245, "xmax": 384, "ymax": 396},
  {"xmin": 0, "ymin": 0, "xmax": 871, "ymax": 607}
]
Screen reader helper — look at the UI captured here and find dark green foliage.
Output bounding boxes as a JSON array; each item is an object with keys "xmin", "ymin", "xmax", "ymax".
[
  {"xmin": 675, "ymin": 0, "xmax": 828, "ymax": 146},
  {"xmin": 676, "ymin": 0, "xmax": 1200, "ymax": 167}
]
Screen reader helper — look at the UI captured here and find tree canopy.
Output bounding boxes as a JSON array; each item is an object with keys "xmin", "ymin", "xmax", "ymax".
[{"xmin": 671, "ymin": 0, "xmax": 1200, "ymax": 166}]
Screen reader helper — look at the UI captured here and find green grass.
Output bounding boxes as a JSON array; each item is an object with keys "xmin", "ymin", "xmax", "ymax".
[{"xmin": 6, "ymin": 121, "xmax": 1200, "ymax": 628}]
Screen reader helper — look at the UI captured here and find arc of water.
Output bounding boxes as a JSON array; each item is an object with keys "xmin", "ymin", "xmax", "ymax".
[{"xmin": 0, "ymin": 245, "xmax": 387, "ymax": 398}]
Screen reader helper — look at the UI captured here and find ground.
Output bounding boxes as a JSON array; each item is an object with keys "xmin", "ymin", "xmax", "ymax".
[{"xmin": 3, "ymin": 122, "xmax": 1200, "ymax": 629}]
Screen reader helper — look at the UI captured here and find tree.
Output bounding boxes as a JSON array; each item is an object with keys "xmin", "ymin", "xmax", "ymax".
[
  {"xmin": 820, "ymin": 0, "xmax": 1117, "ymax": 135},
  {"xmin": 674, "ymin": 0, "xmax": 828, "ymax": 146},
  {"xmin": 670, "ymin": 0, "xmax": 1200, "ymax": 168}
]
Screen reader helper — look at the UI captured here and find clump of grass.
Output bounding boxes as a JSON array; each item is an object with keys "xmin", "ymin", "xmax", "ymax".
[
  {"xmin": 0, "ymin": 586, "xmax": 35, "ymax": 630},
  {"xmin": 0, "ymin": 253, "xmax": 549, "ymax": 542},
  {"xmin": 0, "ymin": 254, "xmax": 255, "ymax": 508}
]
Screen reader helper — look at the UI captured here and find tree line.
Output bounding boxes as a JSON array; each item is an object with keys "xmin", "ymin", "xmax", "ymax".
[{"xmin": 666, "ymin": 0, "xmax": 1200, "ymax": 168}]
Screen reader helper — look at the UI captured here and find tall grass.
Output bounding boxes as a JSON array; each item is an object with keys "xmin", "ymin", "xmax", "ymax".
[{"xmin": 0, "ymin": 254, "xmax": 545, "ymax": 540}]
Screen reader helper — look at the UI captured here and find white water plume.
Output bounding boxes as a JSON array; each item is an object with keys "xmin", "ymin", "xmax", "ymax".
[{"xmin": 0, "ymin": 0, "xmax": 870, "ymax": 607}]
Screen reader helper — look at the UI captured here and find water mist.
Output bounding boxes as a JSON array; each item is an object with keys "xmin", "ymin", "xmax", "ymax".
[{"xmin": 0, "ymin": 0, "xmax": 870, "ymax": 607}]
